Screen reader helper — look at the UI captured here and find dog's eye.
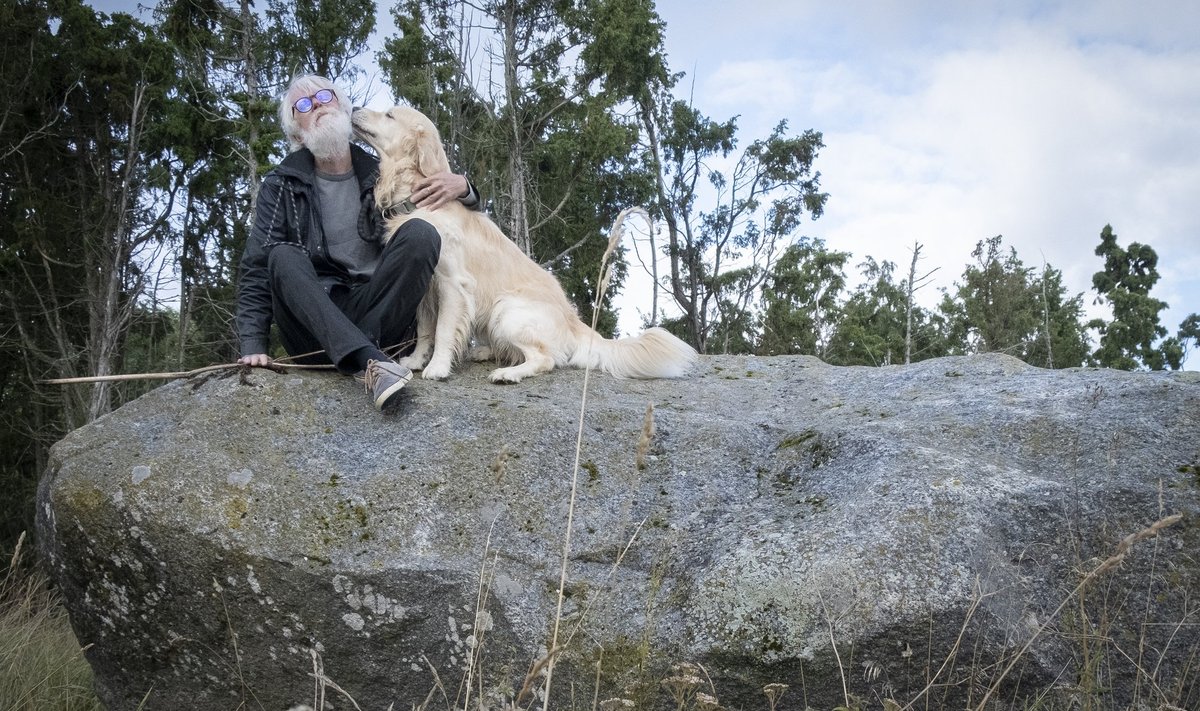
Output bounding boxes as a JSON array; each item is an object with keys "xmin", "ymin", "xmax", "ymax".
[{"xmin": 386, "ymin": 111, "xmax": 395, "ymax": 120}]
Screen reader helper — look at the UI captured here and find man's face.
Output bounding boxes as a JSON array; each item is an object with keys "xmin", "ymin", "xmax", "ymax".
[
  {"xmin": 291, "ymin": 89, "xmax": 337, "ymax": 131},
  {"xmin": 290, "ymin": 87, "xmax": 352, "ymax": 161}
]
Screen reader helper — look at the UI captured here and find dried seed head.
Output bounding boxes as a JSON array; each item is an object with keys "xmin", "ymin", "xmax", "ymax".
[
  {"xmin": 598, "ymin": 699, "xmax": 635, "ymax": 711},
  {"xmin": 694, "ymin": 691, "xmax": 722, "ymax": 710},
  {"xmin": 661, "ymin": 674, "xmax": 703, "ymax": 705},
  {"xmin": 491, "ymin": 445, "xmax": 510, "ymax": 481},
  {"xmin": 636, "ymin": 403, "xmax": 656, "ymax": 470},
  {"xmin": 669, "ymin": 661, "xmax": 703, "ymax": 677},
  {"xmin": 763, "ymin": 682, "xmax": 789, "ymax": 709}
]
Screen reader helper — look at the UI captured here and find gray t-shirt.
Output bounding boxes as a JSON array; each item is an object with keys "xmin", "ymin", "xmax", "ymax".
[{"xmin": 316, "ymin": 169, "xmax": 380, "ymax": 281}]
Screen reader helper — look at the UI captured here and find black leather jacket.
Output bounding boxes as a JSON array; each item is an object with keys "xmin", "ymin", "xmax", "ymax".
[{"xmin": 235, "ymin": 145, "xmax": 386, "ymax": 356}]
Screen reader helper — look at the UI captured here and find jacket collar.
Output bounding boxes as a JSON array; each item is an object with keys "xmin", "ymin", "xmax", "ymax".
[{"xmin": 276, "ymin": 143, "xmax": 379, "ymax": 190}]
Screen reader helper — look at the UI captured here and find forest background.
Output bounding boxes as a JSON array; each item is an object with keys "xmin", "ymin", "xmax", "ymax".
[{"xmin": 2, "ymin": 0, "xmax": 1198, "ymax": 560}]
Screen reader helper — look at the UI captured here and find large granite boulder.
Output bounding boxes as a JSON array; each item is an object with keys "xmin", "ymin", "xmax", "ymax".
[{"xmin": 37, "ymin": 354, "xmax": 1200, "ymax": 710}]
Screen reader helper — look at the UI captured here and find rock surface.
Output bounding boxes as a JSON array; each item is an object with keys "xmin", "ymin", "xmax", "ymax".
[{"xmin": 37, "ymin": 354, "xmax": 1200, "ymax": 710}]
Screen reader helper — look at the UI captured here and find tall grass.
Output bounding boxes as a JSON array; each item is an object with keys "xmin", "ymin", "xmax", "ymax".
[{"xmin": 0, "ymin": 532, "xmax": 103, "ymax": 711}]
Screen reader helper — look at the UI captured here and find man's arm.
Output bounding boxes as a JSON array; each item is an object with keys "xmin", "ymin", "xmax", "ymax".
[
  {"xmin": 411, "ymin": 172, "xmax": 481, "ymax": 211},
  {"xmin": 235, "ymin": 176, "xmax": 289, "ymax": 364}
]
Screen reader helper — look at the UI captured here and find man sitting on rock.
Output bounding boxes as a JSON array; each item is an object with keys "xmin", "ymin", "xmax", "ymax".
[{"xmin": 235, "ymin": 75, "xmax": 480, "ymax": 410}]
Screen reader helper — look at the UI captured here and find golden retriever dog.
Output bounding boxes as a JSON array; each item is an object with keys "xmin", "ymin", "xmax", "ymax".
[{"xmin": 351, "ymin": 105, "xmax": 698, "ymax": 383}]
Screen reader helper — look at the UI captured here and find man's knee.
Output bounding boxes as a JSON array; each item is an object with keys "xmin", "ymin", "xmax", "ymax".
[
  {"xmin": 267, "ymin": 243, "xmax": 309, "ymax": 270},
  {"xmin": 386, "ymin": 219, "xmax": 441, "ymax": 266},
  {"xmin": 267, "ymin": 244, "xmax": 310, "ymax": 284}
]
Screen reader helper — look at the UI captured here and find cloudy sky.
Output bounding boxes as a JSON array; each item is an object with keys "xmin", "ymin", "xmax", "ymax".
[
  {"xmin": 639, "ymin": 0, "xmax": 1199, "ymax": 362},
  {"xmin": 87, "ymin": 0, "xmax": 1199, "ymax": 364}
]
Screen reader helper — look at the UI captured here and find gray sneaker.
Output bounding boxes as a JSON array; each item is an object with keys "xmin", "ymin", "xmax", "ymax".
[{"xmin": 364, "ymin": 359, "xmax": 413, "ymax": 411}]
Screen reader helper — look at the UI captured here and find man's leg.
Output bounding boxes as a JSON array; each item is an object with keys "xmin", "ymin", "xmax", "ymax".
[
  {"xmin": 343, "ymin": 219, "xmax": 441, "ymax": 356},
  {"xmin": 268, "ymin": 244, "xmax": 383, "ymax": 372}
]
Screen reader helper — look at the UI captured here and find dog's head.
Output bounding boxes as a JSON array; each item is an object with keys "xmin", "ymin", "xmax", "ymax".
[{"xmin": 351, "ymin": 106, "xmax": 451, "ymax": 180}]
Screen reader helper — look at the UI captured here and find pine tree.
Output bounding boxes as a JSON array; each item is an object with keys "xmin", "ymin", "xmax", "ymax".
[
  {"xmin": 826, "ymin": 258, "xmax": 945, "ymax": 366},
  {"xmin": 757, "ymin": 237, "xmax": 848, "ymax": 357},
  {"xmin": 1087, "ymin": 225, "xmax": 1186, "ymax": 370}
]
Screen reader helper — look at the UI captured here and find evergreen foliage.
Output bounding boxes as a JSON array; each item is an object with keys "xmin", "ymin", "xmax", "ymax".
[
  {"xmin": 1087, "ymin": 224, "xmax": 1195, "ymax": 370},
  {"xmin": 938, "ymin": 236, "xmax": 1089, "ymax": 367}
]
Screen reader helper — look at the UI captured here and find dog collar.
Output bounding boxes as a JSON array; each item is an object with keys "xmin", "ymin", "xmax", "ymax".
[{"xmin": 383, "ymin": 196, "xmax": 417, "ymax": 218}]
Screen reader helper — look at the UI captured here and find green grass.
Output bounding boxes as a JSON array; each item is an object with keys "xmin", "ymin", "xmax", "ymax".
[{"xmin": 1, "ymin": 533, "xmax": 104, "ymax": 711}]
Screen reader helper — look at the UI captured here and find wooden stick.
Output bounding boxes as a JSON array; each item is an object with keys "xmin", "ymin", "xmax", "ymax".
[
  {"xmin": 39, "ymin": 361, "xmax": 334, "ymax": 385},
  {"xmin": 39, "ymin": 337, "xmax": 414, "ymax": 386}
]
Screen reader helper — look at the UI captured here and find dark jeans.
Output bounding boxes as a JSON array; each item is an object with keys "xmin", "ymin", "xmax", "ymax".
[{"xmin": 267, "ymin": 219, "xmax": 440, "ymax": 373}]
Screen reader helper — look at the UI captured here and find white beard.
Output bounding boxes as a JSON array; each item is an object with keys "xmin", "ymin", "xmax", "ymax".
[{"xmin": 303, "ymin": 110, "xmax": 353, "ymax": 163}]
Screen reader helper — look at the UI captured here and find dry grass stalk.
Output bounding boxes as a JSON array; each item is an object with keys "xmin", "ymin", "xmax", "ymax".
[
  {"xmin": 561, "ymin": 518, "xmax": 646, "ymax": 651},
  {"xmin": 635, "ymin": 404, "xmax": 655, "ymax": 470},
  {"xmin": 2, "ymin": 533, "xmax": 106, "ymax": 711},
  {"xmin": 818, "ymin": 594, "xmax": 851, "ymax": 710},
  {"xmin": 591, "ymin": 648, "xmax": 604, "ymax": 711},
  {"xmin": 516, "ymin": 644, "xmax": 564, "ymax": 707},
  {"xmin": 973, "ymin": 513, "xmax": 1183, "ymax": 710},
  {"xmin": 460, "ymin": 517, "xmax": 500, "ymax": 711},
  {"xmin": 416, "ymin": 653, "xmax": 451, "ymax": 711},
  {"xmin": 901, "ymin": 577, "xmax": 994, "ymax": 711},
  {"xmin": 542, "ymin": 208, "xmax": 650, "ymax": 711},
  {"xmin": 305, "ymin": 649, "xmax": 365, "ymax": 711}
]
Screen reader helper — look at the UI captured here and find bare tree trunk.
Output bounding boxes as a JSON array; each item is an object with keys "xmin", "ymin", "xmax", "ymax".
[
  {"xmin": 906, "ymin": 242, "xmax": 921, "ymax": 365},
  {"xmin": 87, "ymin": 84, "xmax": 150, "ymax": 421},
  {"xmin": 1040, "ymin": 263, "xmax": 1054, "ymax": 368},
  {"xmin": 501, "ymin": 1, "xmax": 531, "ymax": 255},
  {"xmin": 904, "ymin": 241, "xmax": 941, "ymax": 365},
  {"xmin": 177, "ymin": 191, "xmax": 195, "ymax": 369},
  {"xmin": 240, "ymin": 0, "xmax": 261, "ymax": 210},
  {"xmin": 637, "ymin": 98, "xmax": 670, "ymax": 327}
]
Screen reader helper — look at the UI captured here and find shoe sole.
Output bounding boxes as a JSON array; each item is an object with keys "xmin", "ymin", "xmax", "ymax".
[{"xmin": 373, "ymin": 373, "xmax": 412, "ymax": 410}]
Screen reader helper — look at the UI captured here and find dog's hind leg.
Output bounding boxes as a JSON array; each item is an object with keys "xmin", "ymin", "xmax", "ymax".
[
  {"xmin": 489, "ymin": 344, "xmax": 554, "ymax": 383},
  {"xmin": 484, "ymin": 298, "xmax": 562, "ymax": 383}
]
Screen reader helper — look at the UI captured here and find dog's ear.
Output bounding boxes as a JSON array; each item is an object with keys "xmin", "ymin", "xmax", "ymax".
[{"xmin": 412, "ymin": 123, "xmax": 449, "ymax": 178}]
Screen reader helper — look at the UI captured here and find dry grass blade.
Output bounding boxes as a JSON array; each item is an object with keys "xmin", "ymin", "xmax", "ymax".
[
  {"xmin": 517, "ymin": 644, "xmax": 564, "ymax": 707},
  {"xmin": 417, "ymin": 653, "xmax": 451, "ymax": 710},
  {"xmin": 901, "ymin": 577, "xmax": 994, "ymax": 710},
  {"xmin": 818, "ymin": 593, "xmax": 850, "ymax": 709},
  {"xmin": 542, "ymin": 207, "xmax": 651, "ymax": 711},
  {"xmin": 2, "ymin": 531, "xmax": 106, "ymax": 711},
  {"xmin": 561, "ymin": 518, "xmax": 647, "ymax": 650},
  {"xmin": 460, "ymin": 517, "xmax": 500, "ymax": 711},
  {"xmin": 973, "ymin": 513, "xmax": 1183, "ymax": 710}
]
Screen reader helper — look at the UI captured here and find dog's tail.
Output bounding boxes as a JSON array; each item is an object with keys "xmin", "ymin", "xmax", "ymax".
[{"xmin": 570, "ymin": 327, "xmax": 698, "ymax": 379}]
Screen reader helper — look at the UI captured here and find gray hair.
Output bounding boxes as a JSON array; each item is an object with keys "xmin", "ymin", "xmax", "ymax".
[{"xmin": 278, "ymin": 75, "xmax": 353, "ymax": 152}]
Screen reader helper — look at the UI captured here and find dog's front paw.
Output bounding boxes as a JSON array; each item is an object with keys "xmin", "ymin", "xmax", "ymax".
[
  {"xmin": 422, "ymin": 359, "xmax": 452, "ymax": 380},
  {"xmin": 397, "ymin": 354, "xmax": 428, "ymax": 371}
]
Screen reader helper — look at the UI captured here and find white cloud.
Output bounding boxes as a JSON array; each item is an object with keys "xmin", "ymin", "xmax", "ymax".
[{"xmin": 640, "ymin": 1, "xmax": 1200, "ymax": 359}]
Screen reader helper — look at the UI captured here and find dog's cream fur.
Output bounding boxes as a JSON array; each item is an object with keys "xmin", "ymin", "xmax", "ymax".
[{"xmin": 351, "ymin": 105, "xmax": 697, "ymax": 383}]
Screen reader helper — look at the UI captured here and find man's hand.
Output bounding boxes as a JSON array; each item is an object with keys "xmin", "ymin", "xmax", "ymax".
[
  {"xmin": 411, "ymin": 172, "xmax": 469, "ymax": 211},
  {"xmin": 238, "ymin": 354, "xmax": 272, "ymax": 367}
]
